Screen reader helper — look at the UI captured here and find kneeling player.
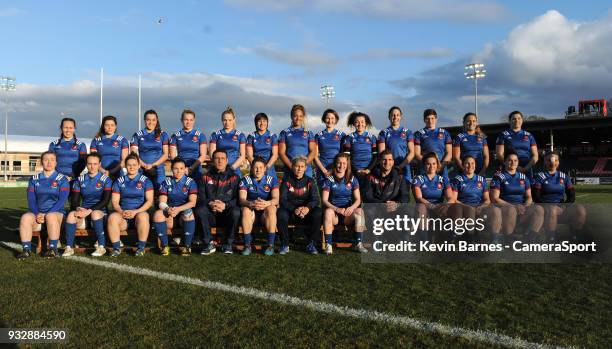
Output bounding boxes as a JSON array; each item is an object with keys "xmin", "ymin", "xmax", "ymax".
[
  {"xmin": 239, "ymin": 157, "xmax": 279, "ymax": 256},
  {"xmin": 63, "ymin": 153, "xmax": 112, "ymax": 257},
  {"xmin": 153, "ymin": 158, "xmax": 198, "ymax": 256}
]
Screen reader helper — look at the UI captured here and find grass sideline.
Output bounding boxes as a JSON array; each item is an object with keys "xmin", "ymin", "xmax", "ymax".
[{"xmin": 1, "ymin": 186, "xmax": 611, "ymax": 348}]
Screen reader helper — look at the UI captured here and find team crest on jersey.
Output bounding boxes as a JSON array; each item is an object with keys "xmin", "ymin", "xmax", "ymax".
[
  {"xmin": 182, "ymin": 186, "xmax": 188, "ymax": 193},
  {"xmin": 437, "ymin": 133, "xmax": 444, "ymax": 139},
  {"xmin": 96, "ymin": 181, "xmax": 102, "ymax": 188},
  {"xmin": 263, "ymin": 184, "xmax": 271, "ymax": 192},
  {"xmin": 155, "ymin": 135, "xmax": 161, "ymax": 142},
  {"xmin": 559, "ymin": 179, "xmax": 564, "ymax": 184},
  {"xmin": 265, "ymin": 137, "xmax": 271, "ymax": 144},
  {"xmin": 136, "ymin": 182, "xmax": 143, "ymax": 189},
  {"xmin": 333, "ymin": 134, "xmax": 339, "ymax": 141},
  {"xmin": 232, "ymin": 135, "xmax": 238, "ymax": 141},
  {"xmin": 112, "ymin": 140, "xmax": 119, "ymax": 147},
  {"xmin": 522, "ymin": 135, "xmax": 529, "ymax": 141},
  {"xmin": 365, "ymin": 138, "xmax": 371, "ymax": 144},
  {"xmin": 400, "ymin": 132, "xmax": 406, "ymax": 138},
  {"xmin": 519, "ymin": 179, "xmax": 525, "ymax": 186},
  {"xmin": 51, "ymin": 181, "xmax": 58, "ymax": 188},
  {"xmin": 346, "ymin": 182, "xmax": 352, "ymax": 189},
  {"xmin": 192, "ymin": 135, "xmax": 198, "ymax": 142},
  {"xmin": 476, "ymin": 137, "xmax": 482, "ymax": 142},
  {"xmin": 477, "ymin": 182, "xmax": 482, "ymax": 188},
  {"xmin": 71, "ymin": 145, "xmax": 78, "ymax": 150},
  {"xmin": 437, "ymin": 183, "xmax": 443, "ymax": 189},
  {"xmin": 302, "ymin": 132, "xmax": 308, "ymax": 139}
]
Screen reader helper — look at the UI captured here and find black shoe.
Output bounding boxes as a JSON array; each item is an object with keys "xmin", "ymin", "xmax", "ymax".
[
  {"xmin": 17, "ymin": 249, "xmax": 32, "ymax": 260},
  {"xmin": 44, "ymin": 248, "xmax": 59, "ymax": 258}
]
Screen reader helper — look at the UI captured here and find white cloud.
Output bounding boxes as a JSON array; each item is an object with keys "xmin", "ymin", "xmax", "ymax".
[
  {"xmin": 222, "ymin": 44, "xmax": 338, "ymax": 72},
  {"xmin": 352, "ymin": 48, "xmax": 453, "ymax": 60}
]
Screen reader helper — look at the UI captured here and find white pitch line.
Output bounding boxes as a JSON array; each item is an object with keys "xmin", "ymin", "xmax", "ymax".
[
  {"xmin": 576, "ymin": 194, "xmax": 589, "ymax": 198},
  {"xmin": 1, "ymin": 241, "xmax": 569, "ymax": 349}
]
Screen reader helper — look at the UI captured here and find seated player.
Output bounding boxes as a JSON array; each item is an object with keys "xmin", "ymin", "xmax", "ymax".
[
  {"xmin": 195, "ymin": 149, "xmax": 241, "ymax": 255},
  {"xmin": 490, "ymin": 151, "xmax": 544, "ymax": 243},
  {"xmin": 239, "ymin": 157, "xmax": 279, "ymax": 256},
  {"xmin": 533, "ymin": 151, "xmax": 586, "ymax": 241},
  {"xmin": 18, "ymin": 151, "xmax": 70, "ymax": 259},
  {"xmin": 63, "ymin": 153, "xmax": 112, "ymax": 257},
  {"xmin": 107, "ymin": 154, "xmax": 154, "ymax": 257},
  {"xmin": 153, "ymin": 158, "xmax": 198, "ymax": 256},
  {"xmin": 322, "ymin": 153, "xmax": 367, "ymax": 255},
  {"xmin": 278, "ymin": 156, "xmax": 322, "ymax": 255}
]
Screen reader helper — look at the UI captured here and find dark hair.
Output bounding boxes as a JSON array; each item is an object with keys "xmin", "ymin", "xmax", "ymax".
[
  {"xmin": 290, "ymin": 104, "xmax": 306, "ymax": 128},
  {"xmin": 347, "ymin": 111, "xmax": 372, "ymax": 128},
  {"xmin": 379, "ymin": 149, "xmax": 394, "ymax": 160},
  {"xmin": 422, "ymin": 152, "xmax": 441, "ymax": 169},
  {"xmin": 423, "ymin": 108, "xmax": 438, "ymax": 120},
  {"xmin": 212, "ymin": 149, "xmax": 228, "ymax": 158},
  {"xmin": 58, "ymin": 117, "xmax": 77, "ymax": 142},
  {"xmin": 249, "ymin": 156, "xmax": 267, "ymax": 176},
  {"xmin": 86, "ymin": 152, "xmax": 102, "ymax": 162},
  {"xmin": 508, "ymin": 110, "xmax": 523, "ymax": 122},
  {"xmin": 41, "ymin": 150, "xmax": 57, "ymax": 161},
  {"xmin": 144, "ymin": 109, "xmax": 162, "ymax": 138},
  {"xmin": 462, "ymin": 112, "xmax": 485, "ymax": 137},
  {"xmin": 181, "ymin": 109, "xmax": 196, "ymax": 120},
  {"xmin": 125, "ymin": 153, "xmax": 140, "ymax": 165},
  {"xmin": 544, "ymin": 150, "xmax": 560, "ymax": 159},
  {"xmin": 504, "ymin": 150, "xmax": 519, "ymax": 161},
  {"xmin": 461, "ymin": 154, "xmax": 477, "ymax": 164},
  {"xmin": 171, "ymin": 157, "xmax": 186, "ymax": 168},
  {"xmin": 388, "ymin": 106, "xmax": 402, "ymax": 120},
  {"xmin": 96, "ymin": 115, "xmax": 117, "ymax": 139},
  {"xmin": 332, "ymin": 152, "xmax": 352, "ymax": 184},
  {"xmin": 254, "ymin": 113, "xmax": 268, "ymax": 127},
  {"xmin": 321, "ymin": 108, "xmax": 340, "ymax": 124}
]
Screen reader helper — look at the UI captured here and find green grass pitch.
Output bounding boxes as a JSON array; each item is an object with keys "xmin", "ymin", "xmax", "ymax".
[{"xmin": 0, "ymin": 186, "xmax": 611, "ymax": 348}]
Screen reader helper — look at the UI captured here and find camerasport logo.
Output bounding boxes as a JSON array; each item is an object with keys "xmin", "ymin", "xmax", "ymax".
[{"xmin": 136, "ymin": 182, "xmax": 143, "ymax": 189}]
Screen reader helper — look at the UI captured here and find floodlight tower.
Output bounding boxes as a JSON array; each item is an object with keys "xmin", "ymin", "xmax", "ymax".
[
  {"xmin": 321, "ymin": 85, "xmax": 335, "ymax": 106},
  {"xmin": 464, "ymin": 63, "xmax": 486, "ymax": 116},
  {"xmin": 1, "ymin": 76, "xmax": 16, "ymax": 181}
]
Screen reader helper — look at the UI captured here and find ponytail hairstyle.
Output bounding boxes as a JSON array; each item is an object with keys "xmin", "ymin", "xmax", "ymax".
[
  {"xmin": 96, "ymin": 115, "xmax": 117, "ymax": 139},
  {"xmin": 347, "ymin": 111, "xmax": 373, "ymax": 129},
  {"xmin": 332, "ymin": 152, "xmax": 352, "ymax": 184},
  {"xmin": 290, "ymin": 104, "xmax": 307, "ymax": 129},
  {"xmin": 222, "ymin": 107, "xmax": 236, "ymax": 129},
  {"xmin": 144, "ymin": 109, "xmax": 162, "ymax": 138},
  {"xmin": 58, "ymin": 117, "xmax": 77, "ymax": 143},
  {"xmin": 462, "ymin": 112, "xmax": 486, "ymax": 137}
]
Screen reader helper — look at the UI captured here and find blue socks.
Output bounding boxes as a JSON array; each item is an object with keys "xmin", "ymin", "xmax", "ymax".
[
  {"xmin": 65, "ymin": 222, "xmax": 76, "ymax": 247},
  {"xmin": 325, "ymin": 234, "xmax": 333, "ymax": 245},
  {"xmin": 155, "ymin": 221, "xmax": 168, "ymax": 247},
  {"xmin": 183, "ymin": 220, "xmax": 196, "ymax": 247},
  {"xmin": 244, "ymin": 233, "xmax": 253, "ymax": 246},
  {"xmin": 22, "ymin": 241, "xmax": 32, "ymax": 252},
  {"xmin": 92, "ymin": 218, "xmax": 105, "ymax": 246},
  {"xmin": 112, "ymin": 241, "xmax": 121, "ymax": 250},
  {"xmin": 267, "ymin": 232, "xmax": 275, "ymax": 247},
  {"xmin": 355, "ymin": 232, "xmax": 363, "ymax": 243},
  {"xmin": 49, "ymin": 239, "xmax": 59, "ymax": 249},
  {"xmin": 137, "ymin": 240, "xmax": 146, "ymax": 250}
]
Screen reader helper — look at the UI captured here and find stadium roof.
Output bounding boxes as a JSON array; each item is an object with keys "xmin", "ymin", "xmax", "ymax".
[{"xmin": 3, "ymin": 135, "xmax": 92, "ymax": 153}]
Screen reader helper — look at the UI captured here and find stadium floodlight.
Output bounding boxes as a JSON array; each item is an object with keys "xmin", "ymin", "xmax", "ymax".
[
  {"xmin": 321, "ymin": 85, "xmax": 335, "ymax": 106},
  {"xmin": 464, "ymin": 63, "xmax": 486, "ymax": 116},
  {"xmin": 1, "ymin": 76, "xmax": 16, "ymax": 181}
]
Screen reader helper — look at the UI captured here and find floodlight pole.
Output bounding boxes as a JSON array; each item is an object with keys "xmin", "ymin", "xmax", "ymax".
[
  {"xmin": 321, "ymin": 85, "xmax": 335, "ymax": 107},
  {"xmin": 1, "ymin": 76, "xmax": 16, "ymax": 181},
  {"xmin": 464, "ymin": 63, "xmax": 486, "ymax": 116}
]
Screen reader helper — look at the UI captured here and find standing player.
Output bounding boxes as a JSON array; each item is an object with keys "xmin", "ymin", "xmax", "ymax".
[
  {"xmin": 377, "ymin": 106, "xmax": 414, "ymax": 186},
  {"xmin": 63, "ymin": 153, "xmax": 112, "ymax": 257},
  {"xmin": 90, "ymin": 115, "xmax": 129, "ymax": 179},
  {"xmin": 169, "ymin": 109, "xmax": 208, "ymax": 179},
  {"xmin": 414, "ymin": 109, "xmax": 452, "ymax": 179},
  {"xmin": 153, "ymin": 158, "xmax": 198, "ymax": 256},
  {"xmin": 452, "ymin": 112, "xmax": 489, "ymax": 176},
  {"xmin": 342, "ymin": 111, "xmax": 377, "ymax": 191},
  {"xmin": 107, "ymin": 154, "xmax": 154, "ymax": 257},
  {"xmin": 314, "ymin": 109, "xmax": 345, "ymax": 187},
  {"xmin": 18, "ymin": 151, "xmax": 70, "ymax": 259},
  {"xmin": 130, "ymin": 110, "xmax": 169, "ymax": 188},
  {"xmin": 238, "ymin": 157, "xmax": 280, "ymax": 256},
  {"xmin": 49, "ymin": 117, "xmax": 87, "ymax": 180},
  {"xmin": 490, "ymin": 151, "xmax": 544, "ymax": 243},
  {"xmin": 209, "ymin": 107, "xmax": 246, "ymax": 177},
  {"xmin": 246, "ymin": 113, "xmax": 278, "ymax": 180},
  {"xmin": 495, "ymin": 111, "xmax": 538, "ymax": 179},
  {"xmin": 278, "ymin": 104, "xmax": 316, "ymax": 177},
  {"xmin": 321, "ymin": 153, "xmax": 367, "ymax": 254}
]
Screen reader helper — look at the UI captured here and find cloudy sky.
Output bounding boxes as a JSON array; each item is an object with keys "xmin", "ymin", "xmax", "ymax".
[{"xmin": 1, "ymin": 0, "xmax": 611, "ymax": 138}]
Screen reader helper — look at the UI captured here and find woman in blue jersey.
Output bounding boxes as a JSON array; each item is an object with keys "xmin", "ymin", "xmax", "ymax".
[
  {"xmin": 314, "ymin": 109, "xmax": 345, "ymax": 187},
  {"xmin": 377, "ymin": 106, "xmax": 414, "ymax": 185},
  {"xmin": 414, "ymin": 109, "xmax": 452, "ymax": 179},
  {"xmin": 169, "ymin": 109, "xmax": 208, "ymax": 179},
  {"xmin": 238, "ymin": 157, "xmax": 280, "ymax": 256},
  {"xmin": 107, "ymin": 154, "xmax": 154, "ymax": 257},
  {"xmin": 448, "ymin": 155, "xmax": 501, "ymax": 240},
  {"xmin": 209, "ymin": 107, "xmax": 246, "ymax": 176},
  {"xmin": 322, "ymin": 153, "xmax": 367, "ymax": 255},
  {"xmin": 49, "ymin": 117, "xmax": 88, "ymax": 180},
  {"xmin": 279, "ymin": 104, "xmax": 316, "ymax": 177},
  {"xmin": 18, "ymin": 151, "xmax": 70, "ymax": 259},
  {"xmin": 495, "ymin": 111, "xmax": 538, "ymax": 178},
  {"xmin": 490, "ymin": 151, "xmax": 544, "ymax": 243},
  {"xmin": 246, "ymin": 113, "xmax": 278, "ymax": 180},
  {"xmin": 533, "ymin": 151, "xmax": 586, "ymax": 242},
  {"xmin": 62, "ymin": 153, "xmax": 112, "ymax": 257},
  {"xmin": 90, "ymin": 115, "xmax": 129, "ymax": 179},
  {"xmin": 130, "ymin": 110, "xmax": 169, "ymax": 188},
  {"xmin": 153, "ymin": 158, "xmax": 198, "ymax": 256},
  {"xmin": 342, "ymin": 111, "xmax": 377, "ymax": 191},
  {"xmin": 452, "ymin": 113, "xmax": 489, "ymax": 176}
]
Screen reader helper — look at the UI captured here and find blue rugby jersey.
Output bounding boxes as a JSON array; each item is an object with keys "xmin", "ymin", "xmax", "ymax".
[
  {"xmin": 453, "ymin": 132, "xmax": 488, "ymax": 173},
  {"xmin": 412, "ymin": 174, "xmax": 449, "ymax": 204},
  {"xmin": 169, "ymin": 128, "xmax": 207, "ymax": 165},
  {"xmin": 315, "ymin": 128, "xmax": 345, "ymax": 169},
  {"xmin": 414, "ymin": 127, "xmax": 452, "ymax": 162},
  {"xmin": 90, "ymin": 134, "xmax": 129, "ymax": 170},
  {"xmin": 210, "ymin": 129, "xmax": 246, "ymax": 171},
  {"xmin": 239, "ymin": 175, "xmax": 279, "ymax": 201},
  {"xmin": 450, "ymin": 174, "xmax": 488, "ymax": 207},
  {"xmin": 246, "ymin": 130, "xmax": 278, "ymax": 178},
  {"xmin": 49, "ymin": 138, "xmax": 87, "ymax": 177},
  {"xmin": 71, "ymin": 172, "xmax": 113, "ymax": 209},
  {"xmin": 279, "ymin": 126, "xmax": 315, "ymax": 176},
  {"xmin": 322, "ymin": 175, "xmax": 360, "ymax": 208},
  {"xmin": 495, "ymin": 129, "xmax": 537, "ymax": 167},
  {"xmin": 491, "ymin": 171, "xmax": 530, "ymax": 204},
  {"xmin": 112, "ymin": 174, "xmax": 154, "ymax": 210},
  {"xmin": 533, "ymin": 171, "xmax": 572, "ymax": 203},
  {"xmin": 130, "ymin": 129, "xmax": 170, "ymax": 164},
  {"xmin": 27, "ymin": 171, "xmax": 70, "ymax": 214},
  {"xmin": 378, "ymin": 126, "xmax": 414, "ymax": 180},
  {"xmin": 159, "ymin": 175, "xmax": 198, "ymax": 207},
  {"xmin": 342, "ymin": 131, "xmax": 377, "ymax": 170}
]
